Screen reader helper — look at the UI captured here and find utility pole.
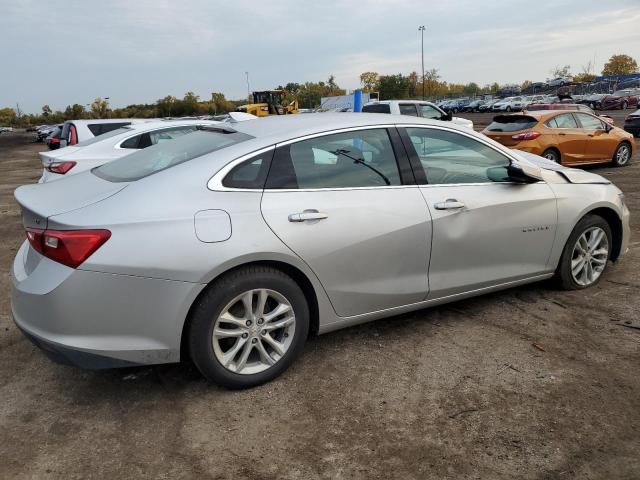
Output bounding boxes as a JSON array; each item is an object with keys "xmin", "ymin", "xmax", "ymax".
[
  {"xmin": 245, "ymin": 72, "xmax": 251, "ymax": 101},
  {"xmin": 419, "ymin": 26, "xmax": 426, "ymax": 100}
]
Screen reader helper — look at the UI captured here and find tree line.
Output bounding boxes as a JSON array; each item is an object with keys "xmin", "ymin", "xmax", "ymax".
[{"xmin": 1, "ymin": 53, "xmax": 636, "ymax": 127}]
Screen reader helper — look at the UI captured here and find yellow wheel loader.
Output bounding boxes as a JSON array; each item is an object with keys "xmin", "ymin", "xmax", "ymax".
[{"xmin": 237, "ymin": 90, "xmax": 299, "ymax": 117}]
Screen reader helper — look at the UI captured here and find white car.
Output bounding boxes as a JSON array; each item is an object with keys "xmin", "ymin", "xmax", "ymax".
[
  {"xmin": 362, "ymin": 100, "xmax": 474, "ymax": 129},
  {"xmin": 547, "ymin": 76, "xmax": 572, "ymax": 87},
  {"xmin": 38, "ymin": 114, "xmax": 257, "ymax": 183},
  {"xmin": 59, "ymin": 118, "xmax": 153, "ymax": 148},
  {"xmin": 39, "ymin": 120, "xmax": 218, "ymax": 183},
  {"xmin": 522, "ymin": 95, "xmax": 546, "ymax": 108},
  {"xmin": 492, "ymin": 97, "xmax": 526, "ymax": 112}
]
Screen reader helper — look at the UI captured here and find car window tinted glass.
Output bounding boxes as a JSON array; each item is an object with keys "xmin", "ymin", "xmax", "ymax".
[
  {"xmin": 94, "ymin": 129, "xmax": 253, "ymax": 182},
  {"xmin": 419, "ymin": 104, "xmax": 442, "ymax": 119},
  {"xmin": 551, "ymin": 114, "xmax": 578, "ymax": 129},
  {"xmin": 120, "ymin": 134, "xmax": 141, "ymax": 149},
  {"xmin": 487, "ymin": 116, "xmax": 538, "ymax": 132},
  {"xmin": 574, "ymin": 113, "xmax": 604, "ymax": 129},
  {"xmin": 405, "ymin": 127, "xmax": 510, "ymax": 184},
  {"xmin": 362, "ymin": 104, "xmax": 391, "ymax": 113},
  {"xmin": 75, "ymin": 127, "xmax": 132, "ymax": 147},
  {"xmin": 266, "ymin": 129, "xmax": 401, "ymax": 189},
  {"xmin": 399, "ymin": 104, "xmax": 419, "ymax": 116},
  {"xmin": 222, "ymin": 151, "xmax": 273, "ymax": 189},
  {"xmin": 88, "ymin": 122, "xmax": 130, "ymax": 136}
]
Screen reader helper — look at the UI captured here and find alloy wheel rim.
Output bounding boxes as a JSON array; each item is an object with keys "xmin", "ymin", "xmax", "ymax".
[
  {"xmin": 212, "ymin": 289, "xmax": 295, "ymax": 375},
  {"xmin": 617, "ymin": 145, "xmax": 630, "ymax": 165},
  {"xmin": 570, "ymin": 227, "xmax": 609, "ymax": 286},
  {"xmin": 544, "ymin": 151, "xmax": 557, "ymax": 162}
]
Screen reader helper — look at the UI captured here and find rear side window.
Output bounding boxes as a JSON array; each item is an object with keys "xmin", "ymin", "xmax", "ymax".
[
  {"xmin": 120, "ymin": 126, "xmax": 199, "ymax": 150},
  {"xmin": 548, "ymin": 114, "xmax": 578, "ymax": 129},
  {"xmin": 266, "ymin": 129, "xmax": 401, "ymax": 189},
  {"xmin": 222, "ymin": 151, "xmax": 273, "ymax": 189},
  {"xmin": 486, "ymin": 116, "xmax": 538, "ymax": 132},
  {"xmin": 75, "ymin": 127, "xmax": 132, "ymax": 147},
  {"xmin": 88, "ymin": 122, "xmax": 131, "ymax": 136},
  {"xmin": 399, "ymin": 104, "xmax": 419, "ymax": 116},
  {"xmin": 362, "ymin": 104, "xmax": 391, "ymax": 114},
  {"xmin": 94, "ymin": 129, "xmax": 254, "ymax": 182}
]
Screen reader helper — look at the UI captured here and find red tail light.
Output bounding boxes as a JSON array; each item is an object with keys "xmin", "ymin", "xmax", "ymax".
[
  {"xmin": 625, "ymin": 115, "xmax": 638, "ymax": 122},
  {"xmin": 511, "ymin": 131, "xmax": 541, "ymax": 141},
  {"xmin": 25, "ymin": 228, "xmax": 111, "ymax": 268},
  {"xmin": 46, "ymin": 161, "xmax": 76, "ymax": 174}
]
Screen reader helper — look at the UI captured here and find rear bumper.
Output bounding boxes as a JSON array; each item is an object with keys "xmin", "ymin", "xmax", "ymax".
[{"xmin": 11, "ymin": 241, "xmax": 204, "ymax": 369}]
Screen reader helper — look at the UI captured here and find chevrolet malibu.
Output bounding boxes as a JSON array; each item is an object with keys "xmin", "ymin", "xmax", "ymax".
[{"xmin": 11, "ymin": 114, "xmax": 630, "ymax": 388}]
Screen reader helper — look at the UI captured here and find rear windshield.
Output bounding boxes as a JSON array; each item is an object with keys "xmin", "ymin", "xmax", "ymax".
[
  {"xmin": 362, "ymin": 104, "xmax": 391, "ymax": 114},
  {"xmin": 88, "ymin": 122, "xmax": 131, "ymax": 136},
  {"xmin": 93, "ymin": 128, "xmax": 254, "ymax": 182},
  {"xmin": 486, "ymin": 115, "xmax": 538, "ymax": 132},
  {"xmin": 75, "ymin": 127, "xmax": 133, "ymax": 147}
]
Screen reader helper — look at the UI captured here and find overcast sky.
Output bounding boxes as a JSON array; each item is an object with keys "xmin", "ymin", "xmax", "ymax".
[{"xmin": 2, "ymin": 0, "xmax": 639, "ymax": 113}]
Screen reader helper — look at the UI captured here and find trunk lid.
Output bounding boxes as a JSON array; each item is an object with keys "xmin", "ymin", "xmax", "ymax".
[
  {"xmin": 15, "ymin": 171, "xmax": 128, "ymax": 229},
  {"xmin": 484, "ymin": 114, "xmax": 539, "ymax": 147}
]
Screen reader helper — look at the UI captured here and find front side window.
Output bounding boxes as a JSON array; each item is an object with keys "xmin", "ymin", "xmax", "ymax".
[
  {"xmin": 399, "ymin": 104, "xmax": 419, "ymax": 116},
  {"xmin": 405, "ymin": 127, "xmax": 510, "ymax": 184},
  {"xmin": 419, "ymin": 104, "xmax": 442, "ymax": 119},
  {"xmin": 574, "ymin": 113, "xmax": 605, "ymax": 130},
  {"xmin": 266, "ymin": 129, "xmax": 401, "ymax": 189}
]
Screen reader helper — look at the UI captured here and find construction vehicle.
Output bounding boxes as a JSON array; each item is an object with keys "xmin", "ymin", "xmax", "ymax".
[{"xmin": 237, "ymin": 90, "xmax": 299, "ymax": 117}]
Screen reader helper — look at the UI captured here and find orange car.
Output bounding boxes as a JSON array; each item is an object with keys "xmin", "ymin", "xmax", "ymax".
[{"xmin": 482, "ymin": 110, "xmax": 636, "ymax": 167}]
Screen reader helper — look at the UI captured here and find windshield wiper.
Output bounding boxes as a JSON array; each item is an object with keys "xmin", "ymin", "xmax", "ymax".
[{"xmin": 332, "ymin": 149, "xmax": 391, "ymax": 185}]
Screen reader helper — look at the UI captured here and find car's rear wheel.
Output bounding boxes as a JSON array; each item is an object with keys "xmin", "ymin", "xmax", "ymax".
[
  {"xmin": 188, "ymin": 266, "xmax": 309, "ymax": 389},
  {"xmin": 506, "ymin": 106, "xmax": 512, "ymax": 112},
  {"xmin": 612, "ymin": 142, "xmax": 632, "ymax": 167},
  {"xmin": 542, "ymin": 148, "xmax": 561, "ymax": 163},
  {"xmin": 555, "ymin": 215, "xmax": 611, "ymax": 290}
]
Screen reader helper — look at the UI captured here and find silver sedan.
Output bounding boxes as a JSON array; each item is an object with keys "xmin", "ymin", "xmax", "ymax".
[{"xmin": 11, "ymin": 114, "xmax": 631, "ymax": 388}]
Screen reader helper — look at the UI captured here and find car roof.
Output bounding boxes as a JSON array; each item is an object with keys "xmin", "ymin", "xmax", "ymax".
[
  {"xmin": 64, "ymin": 118, "xmax": 152, "ymax": 125},
  {"xmin": 230, "ymin": 112, "xmax": 463, "ymax": 145},
  {"xmin": 365, "ymin": 99, "xmax": 434, "ymax": 105}
]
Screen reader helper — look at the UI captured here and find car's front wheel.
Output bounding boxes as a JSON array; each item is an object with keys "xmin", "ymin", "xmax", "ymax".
[
  {"xmin": 555, "ymin": 215, "xmax": 612, "ymax": 290},
  {"xmin": 612, "ymin": 142, "xmax": 632, "ymax": 167},
  {"xmin": 188, "ymin": 266, "xmax": 309, "ymax": 389}
]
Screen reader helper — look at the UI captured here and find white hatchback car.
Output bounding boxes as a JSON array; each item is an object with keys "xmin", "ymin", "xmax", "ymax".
[
  {"xmin": 362, "ymin": 100, "xmax": 474, "ymax": 129},
  {"xmin": 39, "ymin": 120, "xmax": 219, "ymax": 182}
]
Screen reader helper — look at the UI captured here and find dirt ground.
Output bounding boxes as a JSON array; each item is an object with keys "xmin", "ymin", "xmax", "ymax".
[{"xmin": 1, "ymin": 113, "xmax": 639, "ymax": 480}]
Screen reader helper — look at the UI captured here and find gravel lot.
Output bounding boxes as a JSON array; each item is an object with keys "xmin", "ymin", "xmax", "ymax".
[{"xmin": 1, "ymin": 112, "xmax": 639, "ymax": 479}]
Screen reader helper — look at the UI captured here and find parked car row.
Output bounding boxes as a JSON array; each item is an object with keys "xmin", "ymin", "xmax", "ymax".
[{"xmin": 362, "ymin": 100, "xmax": 474, "ymax": 129}]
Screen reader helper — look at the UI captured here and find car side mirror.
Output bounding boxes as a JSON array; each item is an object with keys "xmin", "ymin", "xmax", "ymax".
[
  {"xmin": 604, "ymin": 123, "xmax": 613, "ymax": 133},
  {"xmin": 487, "ymin": 163, "xmax": 540, "ymax": 184},
  {"xmin": 441, "ymin": 111, "xmax": 453, "ymax": 121}
]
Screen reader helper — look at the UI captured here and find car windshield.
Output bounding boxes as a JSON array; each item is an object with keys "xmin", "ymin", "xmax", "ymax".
[{"xmin": 93, "ymin": 128, "xmax": 254, "ymax": 182}]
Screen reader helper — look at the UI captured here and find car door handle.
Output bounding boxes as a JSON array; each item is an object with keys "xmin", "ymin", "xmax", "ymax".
[
  {"xmin": 434, "ymin": 199, "xmax": 465, "ymax": 210},
  {"xmin": 559, "ymin": 133, "xmax": 567, "ymax": 136},
  {"xmin": 288, "ymin": 211, "xmax": 329, "ymax": 222}
]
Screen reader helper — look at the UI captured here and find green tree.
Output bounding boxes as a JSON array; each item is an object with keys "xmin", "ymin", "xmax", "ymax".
[
  {"xmin": 42, "ymin": 105, "xmax": 52, "ymax": 118},
  {"xmin": 0, "ymin": 107, "xmax": 17, "ymax": 125},
  {"xmin": 359, "ymin": 71, "xmax": 379, "ymax": 92},
  {"xmin": 90, "ymin": 97, "xmax": 109, "ymax": 118},
  {"xmin": 378, "ymin": 74, "xmax": 410, "ymax": 100},
  {"xmin": 156, "ymin": 95, "xmax": 178, "ymax": 117},
  {"xmin": 602, "ymin": 54, "xmax": 638, "ymax": 76}
]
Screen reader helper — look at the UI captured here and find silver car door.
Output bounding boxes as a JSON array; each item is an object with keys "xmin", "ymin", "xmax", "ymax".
[
  {"xmin": 400, "ymin": 125, "xmax": 557, "ymax": 299},
  {"xmin": 260, "ymin": 127, "xmax": 432, "ymax": 317}
]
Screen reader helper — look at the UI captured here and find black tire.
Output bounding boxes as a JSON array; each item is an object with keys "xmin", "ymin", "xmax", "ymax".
[
  {"xmin": 542, "ymin": 148, "xmax": 561, "ymax": 164},
  {"xmin": 188, "ymin": 266, "xmax": 309, "ymax": 389},
  {"xmin": 612, "ymin": 142, "xmax": 632, "ymax": 167},
  {"xmin": 555, "ymin": 214, "xmax": 612, "ymax": 290}
]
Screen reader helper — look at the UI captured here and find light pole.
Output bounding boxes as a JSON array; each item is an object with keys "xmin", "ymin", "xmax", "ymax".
[
  {"xmin": 418, "ymin": 26, "xmax": 426, "ymax": 100},
  {"xmin": 245, "ymin": 72, "xmax": 251, "ymax": 101}
]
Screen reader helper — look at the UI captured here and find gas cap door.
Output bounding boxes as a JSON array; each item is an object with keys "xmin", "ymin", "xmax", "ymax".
[{"xmin": 194, "ymin": 209, "xmax": 232, "ymax": 243}]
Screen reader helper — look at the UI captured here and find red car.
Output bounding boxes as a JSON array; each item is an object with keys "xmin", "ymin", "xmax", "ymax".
[{"xmin": 598, "ymin": 90, "xmax": 639, "ymax": 110}]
